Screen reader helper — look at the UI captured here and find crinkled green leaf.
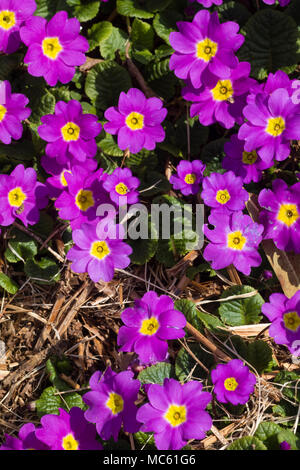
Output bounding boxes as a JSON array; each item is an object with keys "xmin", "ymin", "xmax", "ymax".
[
  {"xmin": 24, "ymin": 257, "xmax": 60, "ymax": 283},
  {"xmin": 138, "ymin": 362, "xmax": 173, "ymax": 385},
  {"xmin": 277, "ymin": 429, "xmax": 300, "ymax": 450},
  {"xmin": 246, "ymin": 340, "xmax": 273, "ymax": 374},
  {"xmin": 175, "ymin": 299, "xmax": 203, "ymax": 332},
  {"xmin": 36, "ymin": 386, "xmax": 86, "ymax": 418},
  {"xmin": 153, "ymin": 10, "xmax": 183, "ymax": 44},
  {"xmin": 66, "ymin": 0, "xmax": 99, "ymax": 22},
  {"xmin": 99, "ymin": 133, "xmax": 124, "ymax": 157},
  {"xmin": 117, "ymin": 0, "xmax": 154, "ymax": 18},
  {"xmin": 217, "ymin": 1, "xmax": 251, "ymax": 27},
  {"xmin": 218, "ymin": 285, "xmax": 264, "ymax": 326},
  {"xmin": 88, "ymin": 21, "xmax": 114, "ymax": 51},
  {"xmin": 238, "ymin": 9, "xmax": 300, "ymax": 79},
  {"xmin": 0, "ymin": 273, "xmax": 19, "ymax": 294},
  {"xmin": 127, "ymin": 216, "xmax": 158, "ymax": 265},
  {"xmin": 227, "ymin": 436, "xmax": 267, "ymax": 450},
  {"xmin": 273, "ymin": 371, "xmax": 300, "ymax": 403},
  {"xmin": 254, "ymin": 422, "xmax": 283, "ymax": 450},
  {"xmin": 131, "ymin": 18, "xmax": 154, "ymax": 51},
  {"xmin": 5, "ymin": 229, "xmax": 38, "ymax": 263},
  {"xmin": 85, "ymin": 60, "xmax": 132, "ymax": 111},
  {"xmin": 100, "ymin": 27, "xmax": 128, "ymax": 60}
]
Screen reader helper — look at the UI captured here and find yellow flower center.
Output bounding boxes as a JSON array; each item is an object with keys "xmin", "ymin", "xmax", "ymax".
[
  {"xmin": 125, "ymin": 112, "xmax": 144, "ymax": 131},
  {"xmin": 224, "ymin": 377, "xmax": 238, "ymax": 391},
  {"xmin": 8, "ymin": 187, "xmax": 27, "ymax": 208},
  {"xmin": 139, "ymin": 317, "xmax": 160, "ymax": 336},
  {"xmin": 0, "ymin": 104, "xmax": 7, "ymax": 122},
  {"xmin": 90, "ymin": 241, "xmax": 110, "ymax": 260},
  {"xmin": 283, "ymin": 311, "xmax": 300, "ymax": 332},
  {"xmin": 277, "ymin": 203, "xmax": 299, "ymax": 227},
  {"xmin": 184, "ymin": 173, "xmax": 196, "ymax": 184},
  {"xmin": 0, "ymin": 10, "xmax": 16, "ymax": 30},
  {"xmin": 60, "ymin": 170, "xmax": 72, "ymax": 187},
  {"xmin": 61, "ymin": 122, "xmax": 80, "ymax": 142},
  {"xmin": 42, "ymin": 37, "xmax": 63, "ymax": 60},
  {"xmin": 106, "ymin": 392, "xmax": 124, "ymax": 415},
  {"xmin": 75, "ymin": 189, "xmax": 94, "ymax": 212},
  {"xmin": 242, "ymin": 150, "xmax": 258, "ymax": 165},
  {"xmin": 216, "ymin": 189, "xmax": 231, "ymax": 204},
  {"xmin": 164, "ymin": 404, "xmax": 187, "ymax": 427},
  {"xmin": 196, "ymin": 38, "xmax": 218, "ymax": 62},
  {"xmin": 62, "ymin": 434, "xmax": 79, "ymax": 450},
  {"xmin": 265, "ymin": 117, "xmax": 285, "ymax": 137},
  {"xmin": 211, "ymin": 80, "xmax": 233, "ymax": 102},
  {"xmin": 227, "ymin": 230, "xmax": 247, "ymax": 251},
  {"xmin": 115, "ymin": 182, "xmax": 129, "ymax": 195}
]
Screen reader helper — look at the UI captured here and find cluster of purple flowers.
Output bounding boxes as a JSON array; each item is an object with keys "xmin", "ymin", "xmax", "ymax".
[{"xmin": 0, "ymin": 355, "xmax": 257, "ymax": 451}]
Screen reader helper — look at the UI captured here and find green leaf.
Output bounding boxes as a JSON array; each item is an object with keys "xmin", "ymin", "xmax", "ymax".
[
  {"xmin": 238, "ymin": 9, "xmax": 300, "ymax": 79},
  {"xmin": 134, "ymin": 432, "xmax": 155, "ymax": 449},
  {"xmin": 0, "ymin": 273, "xmax": 18, "ymax": 294},
  {"xmin": 175, "ymin": 299, "xmax": 203, "ymax": 332},
  {"xmin": 273, "ymin": 371, "xmax": 300, "ymax": 403},
  {"xmin": 28, "ymin": 89, "xmax": 56, "ymax": 126},
  {"xmin": 153, "ymin": 10, "xmax": 183, "ymax": 44},
  {"xmin": 117, "ymin": 0, "xmax": 154, "ymax": 18},
  {"xmin": 131, "ymin": 18, "xmax": 154, "ymax": 51},
  {"xmin": 254, "ymin": 422, "xmax": 283, "ymax": 450},
  {"xmin": 217, "ymin": 1, "xmax": 251, "ymax": 27},
  {"xmin": 138, "ymin": 362, "xmax": 173, "ymax": 385},
  {"xmin": 35, "ymin": 0, "xmax": 70, "ymax": 19},
  {"xmin": 5, "ymin": 228, "xmax": 38, "ymax": 263},
  {"xmin": 88, "ymin": 22, "xmax": 114, "ymax": 51},
  {"xmin": 277, "ymin": 429, "xmax": 300, "ymax": 450},
  {"xmin": 227, "ymin": 436, "xmax": 267, "ymax": 450},
  {"xmin": 36, "ymin": 386, "xmax": 86, "ymax": 418},
  {"xmin": 218, "ymin": 285, "xmax": 264, "ymax": 326},
  {"xmin": 246, "ymin": 340, "xmax": 273, "ymax": 374},
  {"xmin": 127, "ymin": 216, "xmax": 158, "ymax": 265},
  {"xmin": 100, "ymin": 133, "xmax": 124, "ymax": 157},
  {"xmin": 85, "ymin": 60, "xmax": 132, "ymax": 111},
  {"xmin": 24, "ymin": 258, "xmax": 60, "ymax": 283},
  {"xmin": 66, "ymin": 0, "xmax": 99, "ymax": 22},
  {"xmin": 100, "ymin": 27, "xmax": 128, "ymax": 60}
]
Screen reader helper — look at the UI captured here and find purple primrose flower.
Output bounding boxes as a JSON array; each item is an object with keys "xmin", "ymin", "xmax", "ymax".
[
  {"xmin": 211, "ymin": 359, "xmax": 256, "ymax": 405},
  {"xmin": 0, "ymin": 0, "xmax": 36, "ymax": 53},
  {"xmin": 20, "ymin": 11, "xmax": 89, "ymax": 86},
  {"xmin": 104, "ymin": 88, "xmax": 167, "ymax": 154},
  {"xmin": 170, "ymin": 159, "xmax": 205, "ymax": 196},
  {"xmin": 0, "ymin": 164, "xmax": 48, "ymax": 227},
  {"xmin": 35, "ymin": 407, "xmax": 102, "ymax": 450},
  {"xmin": 66, "ymin": 219, "xmax": 132, "ymax": 283},
  {"xmin": 83, "ymin": 368, "xmax": 141, "ymax": 441},
  {"xmin": 118, "ymin": 291, "xmax": 186, "ymax": 364},
  {"xmin": 103, "ymin": 167, "xmax": 140, "ymax": 206},
  {"xmin": 38, "ymin": 100, "xmax": 101, "ymax": 164},
  {"xmin": 137, "ymin": 378, "xmax": 212, "ymax": 450},
  {"xmin": 0, "ymin": 423, "xmax": 48, "ymax": 450},
  {"xmin": 201, "ymin": 171, "xmax": 249, "ymax": 213},
  {"xmin": 203, "ymin": 211, "xmax": 263, "ymax": 276},
  {"xmin": 262, "ymin": 291, "xmax": 300, "ymax": 355}
]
